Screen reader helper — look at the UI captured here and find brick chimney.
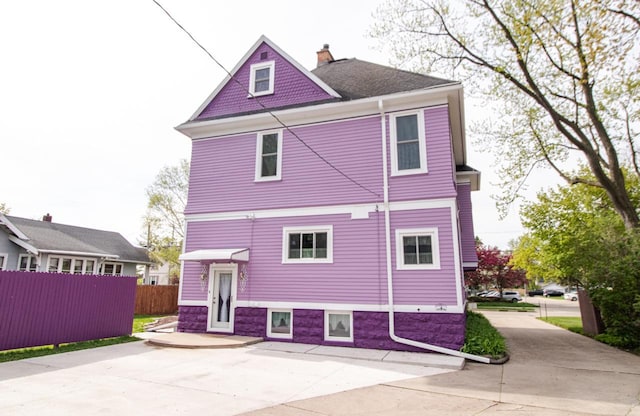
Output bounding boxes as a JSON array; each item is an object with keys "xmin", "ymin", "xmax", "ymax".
[
  {"xmin": 42, "ymin": 213, "xmax": 52, "ymax": 222},
  {"xmin": 316, "ymin": 44, "xmax": 334, "ymax": 67}
]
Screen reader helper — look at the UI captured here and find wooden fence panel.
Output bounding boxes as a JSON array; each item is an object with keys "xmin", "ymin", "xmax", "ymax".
[
  {"xmin": 0, "ymin": 271, "xmax": 137, "ymax": 351},
  {"xmin": 134, "ymin": 285, "xmax": 178, "ymax": 315}
]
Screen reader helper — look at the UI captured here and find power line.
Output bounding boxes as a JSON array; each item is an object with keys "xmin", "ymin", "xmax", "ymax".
[{"xmin": 152, "ymin": 0, "xmax": 381, "ymax": 198}]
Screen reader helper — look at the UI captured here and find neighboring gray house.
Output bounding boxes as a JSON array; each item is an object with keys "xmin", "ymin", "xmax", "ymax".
[{"xmin": 0, "ymin": 213, "xmax": 151, "ymax": 276}]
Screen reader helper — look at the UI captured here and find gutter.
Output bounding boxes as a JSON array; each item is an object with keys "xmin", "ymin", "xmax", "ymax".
[{"xmin": 378, "ymin": 99, "xmax": 493, "ymax": 364}]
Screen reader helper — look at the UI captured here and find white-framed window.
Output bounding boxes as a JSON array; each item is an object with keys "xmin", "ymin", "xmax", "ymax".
[
  {"xmin": 18, "ymin": 254, "xmax": 38, "ymax": 272},
  {"xmin": 282, "ymin": 225, "xmax": 333, "ymax": 263},
  {"xmin": 267, "ymin": 309, "xmax": 293, "ymax": 339},
  {"xmin": 48, "ymin": 257, "xmax": 96, "ymax": 274},
  {"xmin": 390, "ymin": 110, "xmax": 427, "ymax": 176},
  {"xmin": 0, "ymin": 253, "xmax": 7, "ymax": 270},
  {"xmin": 100, "ymin": 262, "xmax": 123, "ymax": 276},
  {"xmin": 255, "ymin": 130, "xmax": 283, "ymax": 181},
  {"xmin": 395, "ymin": 228, "xmax": 440, "ymax": 270},
  {"xmin": 249, "ymin": 60, "xmax": 275, "ymax": 96},
  {"xmin": 324, "ymin": 310, "xmax": 353, "ymax": 342}
]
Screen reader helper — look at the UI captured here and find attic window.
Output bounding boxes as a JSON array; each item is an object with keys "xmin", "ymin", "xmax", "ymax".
[
  {"xmin": 249, "ymin": 61, "xmax": 275, "ymax": 97},
  {"xmin": 260, "ymin": 52, "xmax": 268, "ymax": 60}
]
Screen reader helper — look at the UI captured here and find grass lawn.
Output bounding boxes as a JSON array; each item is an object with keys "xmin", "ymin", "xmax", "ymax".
[
  {"xmin": 0, "ymin": 315, "xmax": 169, "ymax": 363},
  {"xmin": 475, "ymin": 301, "xmax": 538, "ymax": 312},
  {"xmin": 539, "ymin": 316, "xmax": 583, "ymax": 334}
]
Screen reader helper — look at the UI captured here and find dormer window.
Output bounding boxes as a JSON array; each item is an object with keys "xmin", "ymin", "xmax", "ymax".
[{"xmin": 249, "ymin": 61, "xmax": 275, "ymax": 96}]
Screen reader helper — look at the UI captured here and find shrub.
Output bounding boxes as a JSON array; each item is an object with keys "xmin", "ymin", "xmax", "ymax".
[{"xmin": 461, "ymin": 311, "xmax": 507, "ymax": 359}]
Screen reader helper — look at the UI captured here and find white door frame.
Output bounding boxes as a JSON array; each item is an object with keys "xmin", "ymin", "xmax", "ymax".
[{"xmin": 207, "ymin": 263, "xmax": 238, "ymax": 333}]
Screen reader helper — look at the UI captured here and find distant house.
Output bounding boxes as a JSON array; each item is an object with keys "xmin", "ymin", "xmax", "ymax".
[
  {"xmin": 175, "ymin": 36, "xmax": 479, "ymax": 352},
  {"xmin": 145, "ymin": 260, "xmax": 172, "ymax": 285},
  {"xmin": 0, "ymin": 213, "xmax": 151, "ymax": 276}
]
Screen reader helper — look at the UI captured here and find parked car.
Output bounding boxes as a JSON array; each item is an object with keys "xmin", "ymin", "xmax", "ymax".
[
  {"xmin": 527, "ymin": 289, "xmax": 544, "ymax": 297},
  {"xmin": 564, "ymin": 290, "xmax": 578, "ymax": 301},
  {"xmin": 480, "ymin": 291, "xmax": 500, "ymax": 299},
  {"xmin": 501, "ymin": 291, "xmax": 522, "ymax": 303},
  {"xmin": 543, "ymin": 288, "xmax": 565, "ymax": 297}
]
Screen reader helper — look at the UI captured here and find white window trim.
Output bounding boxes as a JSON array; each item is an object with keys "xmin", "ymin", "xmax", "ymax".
[
  {"xmin": 248, "ymin": 60, "xmax": 275, "ymax": 97},
  {"xmin": 47, "ymin": 256, "xmax": 97, "ymax": 274},
  {"xmin": 100, "ymin": 262, "xmax": 124, "ymax": 276},
  {"xmin": 254, "ymin": 130, "xmax": 283, "ymax": 182},
  {"xmin": 395, "ymin": 227, "xmax": 441, "ymax": 270},
  {"xmin": 266, "ymin": 308, "xmax": 293, "ymax": 339},
  {"xmin": 389, "ymin": 110, "xmax": 428, "ymax": 176},
  {"xmin": 282, "ymin": 225, "xmax": 333, "ymax": 264},
  {"xmin": 18, "ymin": 254, "xmax": 38, "ymax": 271},
  {"xmin": 0, "ymin": 253, "xmax": 7, "ymax": 270},
  {"xmin": 324, "ymin": 310, "xmax": 353, "ymax": 343}
]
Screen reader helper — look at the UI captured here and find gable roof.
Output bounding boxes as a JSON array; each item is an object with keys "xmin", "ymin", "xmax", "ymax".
[
  {"xmin": 311, "ymin": 58, "xmax": 457, "ymax": 100},
  {"xmin": 189, "ymin": 35, "xmax": 340, "ymax": 122},
  {"xmin": 0, "ymin": 215, "xmax": 150, "ymax": 264}
]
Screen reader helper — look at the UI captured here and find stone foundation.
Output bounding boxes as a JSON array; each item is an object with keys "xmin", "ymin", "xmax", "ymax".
[{"xmin": 178, "ymin": 305, "xmax": 465, "ymax": 351}]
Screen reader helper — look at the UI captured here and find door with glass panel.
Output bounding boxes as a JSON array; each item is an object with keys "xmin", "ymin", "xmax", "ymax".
[{"xmin": 209, "ymin": 269, "xmax": 235, "ymax": 332}]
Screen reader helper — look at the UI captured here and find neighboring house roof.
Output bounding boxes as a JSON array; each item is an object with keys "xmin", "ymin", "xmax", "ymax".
[
  {"xmin": 0, "ymin": 215, "xmax": 150, "ymax": 264},
  {"xmin": 311, "ymin": 58, "xmax": 457, "ymax": 100}
]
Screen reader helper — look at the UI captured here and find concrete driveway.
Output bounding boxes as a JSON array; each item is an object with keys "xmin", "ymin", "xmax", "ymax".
[
  {"xmin": 0, "ymin": 340, "xmax": 454, "ymax": 415},
  {"xmin": 246, "ymin": 310, "xmax": 640, "ymax": 416}
]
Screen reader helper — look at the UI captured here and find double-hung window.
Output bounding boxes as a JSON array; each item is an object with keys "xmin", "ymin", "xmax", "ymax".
[
  {"xmin": 249, "ymin": 61, "xmax": 275, "ymax": 96},
  {"xmin": 395, "ymin": 228, "xmax": 440, "ymax": 270},
  {"xmin": 18, "ymin": 254, "xmax": 38, "ymax": 272},
  {"xmin": 48, "ymin": 256, "xmax": 96, "ymax": 274},
  {"xmin": 255, "ymin": 130, "xmax": 282, "ymax": 181},
  {"xmin": 101, "ymin": 262, "xmax": 123, "ymax": 276},
  {"xmin": 282, "ymin": 226, "xmax": 333, "ymax": 263},
  {"xmin": 390, "ymin": 111, "xmax": 427, "ymax": 175}
]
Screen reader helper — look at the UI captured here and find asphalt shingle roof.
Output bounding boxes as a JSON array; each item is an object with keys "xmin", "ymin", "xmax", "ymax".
[
  {"xmin": 312, "ymin": 58, "xmax": 457, "ymax": 100},
  {"xmin": 5, "ymin": 216, "xmax": 149, "ymax": 263}
]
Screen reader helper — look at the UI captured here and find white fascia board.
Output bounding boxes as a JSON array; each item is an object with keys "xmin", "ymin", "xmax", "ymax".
[
  {"xmin": 8, "ymin": 235, "xmax": 39, "ymax": 255},
  {"xmin": 0, "ymin": 215, "xmax": 29, "ymax": 240},
  {"xmin": 38, "ymin": 249, "xmax": 120, "ymax": 259},
  {"xmin": 187, "ymin": 35, "xmax": 341, "ymax": 121},
  {"xmin": 177, "ymin": 83, "xmax": 463, "ymax": 140},
  {"xmin": 456, "ymin": 170, "xmax": 481, "ymax": 191},
  {"xmin": 184, "ymin": 198, "xmax": 457, "ymax": 223}
]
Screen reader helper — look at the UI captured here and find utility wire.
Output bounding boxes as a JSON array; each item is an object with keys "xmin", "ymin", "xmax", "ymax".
[{"xmin": 153, "ymin": 0, "xmax": 381, "ymax": 198}]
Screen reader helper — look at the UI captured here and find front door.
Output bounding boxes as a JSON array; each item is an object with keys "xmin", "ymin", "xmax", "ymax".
[{"xmin": 209, "ymin": 268, "xmax": 235, "ymax": 332}]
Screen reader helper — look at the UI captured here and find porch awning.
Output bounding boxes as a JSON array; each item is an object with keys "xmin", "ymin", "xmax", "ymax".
[{"xmin": 179, "ymin": 248, "xmax": 249, "ymax": 263}]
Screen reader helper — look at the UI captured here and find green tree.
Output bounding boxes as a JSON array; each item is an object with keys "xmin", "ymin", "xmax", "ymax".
[
  {"xmin": 143, "ymin": 159, "xmax": 189, "ymax": 283},
  {"xmin": 372, "ymin": 0, "xmax": 640, "ymax": 229},
  {"xmin": 0, "ymin": 202, "xmax": 9, "ymax": 214},
  {"xmin": 513, "ymin": 171, "xmax": 640, "ymax": 347}
]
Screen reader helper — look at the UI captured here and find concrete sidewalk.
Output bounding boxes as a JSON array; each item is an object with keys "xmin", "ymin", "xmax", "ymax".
[{"xmin": 243, "ymin": 311, "xmax": 640, "ymax": 416}]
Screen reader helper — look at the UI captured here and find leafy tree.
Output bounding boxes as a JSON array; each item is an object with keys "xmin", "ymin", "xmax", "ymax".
[
  {"xmin": 513, "ymin": 172, "xmax": 640, "ymax": 348},
  {"xmin": 142, "ymin": 159, "xmax": 189, "ymax": 283},
  {"xmin": 0, "ymin": 202, "xmax": 9, "ymax": 214},
  {"xmin": 465, "ymin": 244, "xmax": 527, "ymax": 294},
  {"xmin": 372, "ymin": 0, "xmax": 640, "ymax": 228}
]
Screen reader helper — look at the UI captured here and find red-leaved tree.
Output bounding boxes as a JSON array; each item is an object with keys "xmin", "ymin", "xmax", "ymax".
[{"xmin": 465, "ymin": 245, "xmax": 527, "ymax": 295}]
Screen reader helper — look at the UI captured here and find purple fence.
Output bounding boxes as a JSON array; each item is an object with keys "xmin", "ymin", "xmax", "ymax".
[{"xmin": 0, "ymin": 271, "xmax": 137, "ymax": 351}]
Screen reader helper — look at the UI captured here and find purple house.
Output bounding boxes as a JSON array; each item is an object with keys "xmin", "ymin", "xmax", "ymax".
[{"xmin": 176, "ymin": 36, "xmax": 480, "ymax": 353}]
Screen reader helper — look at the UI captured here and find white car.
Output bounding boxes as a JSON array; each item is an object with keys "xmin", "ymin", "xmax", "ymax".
[
  {"xmin": 564, "ymin": 290, "xmax": 578, "ymax": 301},
  {"xmin": 501, "ymin": 291, "xmax": 522, "ymax": 303}
]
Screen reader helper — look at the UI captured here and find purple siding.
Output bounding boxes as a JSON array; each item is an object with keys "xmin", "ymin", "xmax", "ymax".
[
  {"xmin": 388, "ymin": 106, "xmax": 456, "ymax": 201},
  {"xmin": 186, "ymin": 108, "xmax": 457, "ymax": 215},
  {"xmin": 181, "ymin": 207, "xmax": 459, "ymax": 306},
  {"xmin": 0, "ymin": 271, "xmax": 136, "ymax": 351},
  {"xmin": 181, "ymin": 212, "xmax": 387, "ymax": 304},
  {"xmin": 186, "ymin": 116, "xmax": 384, "ymax": 215},
  {"xmin": 196, "ymin": 42, "xmax": 335, "ymax": 120},
  {"xmin": 389, "ymin": 208, "xmax": 458, "ymax": 305},
  {"xmin": 457, "ymin": 183, "xmax": 478, "ymax": 268}
]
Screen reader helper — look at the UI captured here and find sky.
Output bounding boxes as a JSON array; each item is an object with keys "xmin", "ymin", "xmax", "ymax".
[{"xmin": 0, "ymin": 0, "xmax": 556, "ymax": 249}]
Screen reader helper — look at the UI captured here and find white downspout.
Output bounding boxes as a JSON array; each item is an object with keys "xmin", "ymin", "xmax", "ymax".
[{"xmin": 378, "ymin": 99, "xmax": 491, "ymax": 364}]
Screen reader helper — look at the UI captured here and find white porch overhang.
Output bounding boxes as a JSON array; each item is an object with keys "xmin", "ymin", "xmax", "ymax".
[{"xmin": 179, "ymin": 248, "xmax": 249, "ymax": 263}]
